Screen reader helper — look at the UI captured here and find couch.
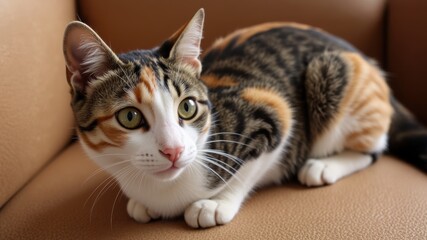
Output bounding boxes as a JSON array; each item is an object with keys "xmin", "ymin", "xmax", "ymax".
[{"xmin": 1, "ymin": 0, "xmax": 426, "ymax": 239}]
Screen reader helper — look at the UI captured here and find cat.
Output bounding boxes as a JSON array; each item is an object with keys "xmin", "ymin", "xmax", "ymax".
[{"xmin": 63, "ymin": 9, "xmax": 427, "ymax": 228}]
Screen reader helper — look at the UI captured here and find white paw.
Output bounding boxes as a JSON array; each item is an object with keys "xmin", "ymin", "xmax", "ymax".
[
  {"xmin": 298, "ymin": 159, "xmax": 340, "ymax": 187},
  {"xmin": 184, "ymin": 199, "xmax": 239, "ymax": 228},
  {"xmin": 127, "ymin": 198, "xmax": 159, "ymax": 223}
]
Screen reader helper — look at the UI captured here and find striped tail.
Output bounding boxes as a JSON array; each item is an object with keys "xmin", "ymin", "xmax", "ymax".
[{"xmin": 387, "ymin": 97, "xmax": 427, "ymax": 171}]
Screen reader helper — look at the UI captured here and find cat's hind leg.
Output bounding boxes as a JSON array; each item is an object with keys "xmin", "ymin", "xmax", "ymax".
[
  {"xmin": 299, "ymin": 52, "xmax": 392, "ymax": 187},
  {"xmin": 298, "ymin": 151, "xmax": 375, "ymax": 187}
]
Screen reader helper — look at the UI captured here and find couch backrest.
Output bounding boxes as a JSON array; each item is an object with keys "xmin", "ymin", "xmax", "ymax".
[
  {"xmin": 0, "ymin": 0, "xmax": 75, "ymax": 206},
  {"xmin": 78, "ymin": 0, "xmax": 387, "ymax": 64},
  {"xmin": 80, "ymin": 0, "xmax": 427, "ymax": 124},
  {"xmin": 388, "ymin": 0, "xmax": 427, "ymax": 124}
]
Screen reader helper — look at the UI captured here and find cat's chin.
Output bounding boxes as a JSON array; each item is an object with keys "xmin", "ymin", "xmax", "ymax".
[{"xmin": 152, "ymin": 166, "xmax": 185, "ymax": 181}]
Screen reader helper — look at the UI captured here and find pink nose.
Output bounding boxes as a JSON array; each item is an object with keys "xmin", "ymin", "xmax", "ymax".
[{"xmin": 159, "ymin": 147, "xmax": 184, "ymax": 162}]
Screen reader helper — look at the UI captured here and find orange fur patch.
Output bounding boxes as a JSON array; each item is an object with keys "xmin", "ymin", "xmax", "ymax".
[
  {"xmin": 242, "ymin": 87, "xmax": 292, "ymax": 133},
  {"xmin": 310, "ymin": 52, "xmax": 393, "ymax": 154},
  {"xmin": 99, "ymin": 124, "xmax": 127, "ymax": 146},
  {"xmin": 79, "ymin": 114, "xmax": 126, "ymax": 152},
  {"xmin": 134, "ymin": 86, "xmax": 142, "ymax": 104},
  {"xmin": 78, "ymin": 131, "xmax": 116, "ymax": 152},
  {"xmin": 201, "ymin": 75, "xmax": 238, "ymax": 88},
  {"xmin": 209, "ymin": 22, "xmax": 311, "ymax": 51},
  {"xmin": 340, "ymin": 52, "xmax": 393, "ymax": 152},
  {"xmin": 140, "ymin": 66, "xmax": 156, "ymax": 95}
]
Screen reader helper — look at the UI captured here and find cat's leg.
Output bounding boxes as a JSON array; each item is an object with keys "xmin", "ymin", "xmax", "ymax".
[
  {"xmin": 184, "ymin": 144, "xmax": 285, "ymax": 228},
  {"xmin": 299, "ymin": 51, "xmax": 392, "ymax": 187},
  {"xmin": 127, "ymin": 198, "xmax": 160, "ymax": 223},
  {"xmin": 184, "ymin": 160, "xmax": 259, "ymax": 228},
  {"xmin": 298, "ymin": 150, "xmax": 376, "ymax": 187}
]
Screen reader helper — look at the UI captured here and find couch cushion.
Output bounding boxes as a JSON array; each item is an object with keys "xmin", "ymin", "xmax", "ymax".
[
  {"xmin": 0, "ymin": 0, "xmax": 75, "ymax": 206},
  {"xmin": 1, "ymin": 143, "xmax": 426, "ymax": 239},
  {"xmin": 78, "ymin": 0, "xmax": 387, "ymax": 64}
]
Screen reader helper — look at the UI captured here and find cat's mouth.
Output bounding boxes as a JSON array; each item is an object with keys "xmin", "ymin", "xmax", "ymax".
[
  {"xmin": 154, "ymin": 166, "xmax": 183, "ymax": 180},
  {"xmin": 156, "ymin": 166, "xmax": 179, "ymax": 174}
]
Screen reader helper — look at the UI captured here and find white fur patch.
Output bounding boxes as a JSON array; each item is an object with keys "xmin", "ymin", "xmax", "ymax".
[
  {"xmin": 79, "ymin": 39, "xmax": 107, "ymax": 75},
  {"xmin": 298, "ymin": 151, "xmax": 373, "ymax": 187}
]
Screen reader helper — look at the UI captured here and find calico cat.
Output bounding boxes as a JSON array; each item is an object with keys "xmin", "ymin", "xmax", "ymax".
[{"xmin": 63, "ymin": 9, "xmax": 427, "ymax": 228}]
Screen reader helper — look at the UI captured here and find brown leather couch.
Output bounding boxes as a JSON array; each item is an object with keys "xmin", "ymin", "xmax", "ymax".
[{"xmin": 1, "ymin": 0, "xmax": 426, "ymax": 239}]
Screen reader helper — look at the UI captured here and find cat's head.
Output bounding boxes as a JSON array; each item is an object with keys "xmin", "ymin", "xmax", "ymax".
[{"xmin": 63, "ymin": 9, "xmax": 210, "ymax": 181}]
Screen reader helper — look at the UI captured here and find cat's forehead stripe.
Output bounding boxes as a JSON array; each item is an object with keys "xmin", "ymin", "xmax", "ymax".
[
  {"xmin": 140, "ymin": 66, "xmax": 156, "ymax": 95},
  {"xmin": 134, "ymin": 85, "xmax": 143, "ymax": 104}
]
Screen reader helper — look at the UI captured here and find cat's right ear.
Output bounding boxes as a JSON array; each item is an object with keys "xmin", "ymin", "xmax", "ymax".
[{"xmin": 63, "ymin": 21, "xmax": 122, "ymax": 95}]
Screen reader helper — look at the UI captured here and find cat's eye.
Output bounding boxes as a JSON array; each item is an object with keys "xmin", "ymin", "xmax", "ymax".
[
  {"xmin": 116, "ymin": 107, "xmax": 145, "ymax": 129},
  {"xmin": 178, "ymin": 98, "xmax": 198, "ymax": 120}
]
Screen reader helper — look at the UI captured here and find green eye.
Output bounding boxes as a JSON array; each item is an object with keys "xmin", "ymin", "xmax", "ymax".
[
  {"xmin": 116, "ymin": 107, "xmax": 144, "ymax": 129},
  {"xmin": 178, "ymin": 98, "xmax": 198, "ymax": 120}
]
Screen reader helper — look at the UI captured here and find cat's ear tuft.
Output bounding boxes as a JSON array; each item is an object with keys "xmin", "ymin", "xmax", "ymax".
[
  {"xmin": 63, "ymin": 21, "xmax": 122, "ymax": 94},
  {"xmin": 159, "ymin": 9, "xmax": 205, "ymax": 75}
]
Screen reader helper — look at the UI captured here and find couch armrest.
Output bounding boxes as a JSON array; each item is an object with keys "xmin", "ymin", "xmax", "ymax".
[{"xmin": 0, "ymin": 0, "xmax": 76, "ymax": 206}]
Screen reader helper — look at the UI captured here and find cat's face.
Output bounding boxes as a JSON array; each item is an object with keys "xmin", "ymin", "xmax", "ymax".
[{"xmin": 63, "ymin": 10, "xmax": 209, "ymax": 181}]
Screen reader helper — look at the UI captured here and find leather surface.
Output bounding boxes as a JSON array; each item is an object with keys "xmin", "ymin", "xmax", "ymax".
[
  {"xmin": 388, "ymin": 0, "xmax": 427, "ymax": 124},
  {"xmin": 78, "ymin": 0, "xmax": 387, "ymax": 64},
  {"xmin": 1, "ymin": 143, "xmax": 426, "ymax": 239},
  {"xmin": 0, "ymin": 0, "xmax": 75, "ymax": 206}
]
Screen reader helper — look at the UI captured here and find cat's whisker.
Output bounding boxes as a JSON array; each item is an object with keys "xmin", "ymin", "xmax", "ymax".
[
  {"xmin": 204, "ymin": 139, "xmax": 256, "ymax": 149},
  {"xmin": 138, "ymin": 168, "xmax": 145, "ymax": 192},
  {"xmin": 90, "ymin": 153, "xmax": 132, "ymax": 158},
  {"xmin": 201, "ymin": 154, "xmax": 241, "ymax": 173},
  {"xmin": 194, "ymin": 160, "xmax": 234, "ymax": 191},
  {"xmin": 199, "ymin": 151, "xmax": 243, "ymax": 167},
  {"xmin": 88, "ymin": 165, "xmax": 134, "ymax": 222},
  {"xmin": 208, "ymin": 131, "xmax": 254, "ymax": 141},
  {"xmin": 198, "ymin": 149, "xmax": 244, "ymax": 165},
  {"xmin": 197, "ymin": 155, "xmax": 243, "ymax": 185},
  {"xmin": 88, "ymin": 175, "xmax": 118, "ymax": 223},
  {"xmin": 85, "ymin": 170, "xmax": 121, "ymax": 208},
  {"xmin": 198, "ymin": 152, "xmax": 244, "ymax": 169},
  {"xmin": 110, "ymin": 168, "xmax": 141, "ymax": 228},
  {"xmin": 84, "ymin": 159, "xmax": 135, "ymax": 184},
  {"xmin": 115, "ymin": 64, "xmax": 134, "ymax": 90},
  {"xmin": 88, "ymin": 165, "xmax": 131, "ymax": 208}
]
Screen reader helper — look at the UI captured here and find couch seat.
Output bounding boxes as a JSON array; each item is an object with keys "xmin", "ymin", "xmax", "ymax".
[{"xmin": 1, "ymin": 143, "xmax": 426, "ymax": 239}]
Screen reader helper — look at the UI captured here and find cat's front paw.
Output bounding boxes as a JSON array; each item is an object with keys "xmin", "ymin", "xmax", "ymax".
[
  {"xmin": 127, "ymin": 198, "xmax": 160, "ymax": 223},
  {"xmin": 184, "ymin": 199, "xmax": 239, "ymax": 228}
]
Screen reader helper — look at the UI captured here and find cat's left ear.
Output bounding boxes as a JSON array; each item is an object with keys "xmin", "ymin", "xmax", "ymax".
[
  {"xmin": 63, "ymin": 21, "xmax": 123, "ymax": 95},
  {"xmin": 159, "ymin": 9, "xmax": 205, "ymax": 75}
]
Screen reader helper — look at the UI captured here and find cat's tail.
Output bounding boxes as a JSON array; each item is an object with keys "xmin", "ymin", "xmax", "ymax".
[{"xmin": 387, "ymin": 97, "xmax": 427, "ymax": 171}]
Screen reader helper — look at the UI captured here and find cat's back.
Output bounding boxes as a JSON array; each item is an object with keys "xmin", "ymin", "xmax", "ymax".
[
  {"xmin": 201, "ymin": 22, "xmax": 359, "ymax": 90},
  {"xmin": 199, "ymin": 23, "xmax": 368, "ymax": 174}
]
